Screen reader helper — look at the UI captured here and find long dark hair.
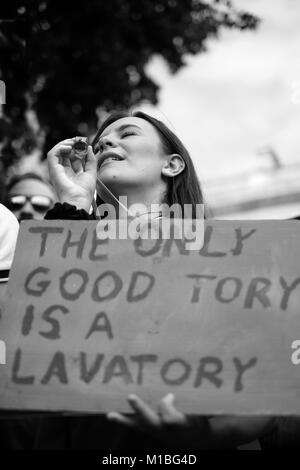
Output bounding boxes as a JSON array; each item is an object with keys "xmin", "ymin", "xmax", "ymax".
[{"xmin": 92, "ymin": 111, "xmax": 205, "ymax": 218}]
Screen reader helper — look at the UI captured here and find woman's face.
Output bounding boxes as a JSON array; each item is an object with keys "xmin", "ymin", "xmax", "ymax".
[{"xmin": 94, "ymin": 117, "xmax": 167, "ymax": 197}]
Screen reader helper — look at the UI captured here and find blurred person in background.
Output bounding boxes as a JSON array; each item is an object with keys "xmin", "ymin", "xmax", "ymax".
[
  {"xmin": 0, "ymin": 203, "xmax": 21, "ymax": 449},
  {"xmin": 0, "ymin": 200, "xmax": 46, "ymax": 450},
  {"xmin": 0, "ymin": 203, "xmax": 19, "ymax": 287},
  {"xmin": 5, "ymin": 173, "xmax": 56, "ymax": 222}
]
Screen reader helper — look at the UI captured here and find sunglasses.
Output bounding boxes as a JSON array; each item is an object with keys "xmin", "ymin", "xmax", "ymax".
[{"xmin": 7, "ymin": 195, "xmax": 53, "ymax": 212}]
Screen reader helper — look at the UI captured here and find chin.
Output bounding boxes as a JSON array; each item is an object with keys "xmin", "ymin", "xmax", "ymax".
[
  {"xmin": 97, "ymin": 172, "xmax": 125, "ymax": 194},
  {"xmin": 98, "ymin": 173, "xmax": 143, "ymax": 197},
  {"xmin": 98, "ymin": 171, "xmax": 120, "ymax": 185}
]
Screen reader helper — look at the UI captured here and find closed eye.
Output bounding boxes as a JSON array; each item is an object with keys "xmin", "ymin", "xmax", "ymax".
[
  {"xmin": 121, "ymin": 131, "xmax": 137, "ymax": 138},
  {"xmin": 93, "ymin": 126, "xmax": 139, "ymax": 152}
]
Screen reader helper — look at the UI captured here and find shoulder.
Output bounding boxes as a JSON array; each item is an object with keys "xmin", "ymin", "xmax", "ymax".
[{"xmin": 45, "ymin": 202, "xmax": 95, "ymax": 220}]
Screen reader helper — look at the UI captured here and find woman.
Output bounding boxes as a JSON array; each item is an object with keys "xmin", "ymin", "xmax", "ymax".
[
  {"xmin": 47, "ymin": 111, "xmax": 204, "ymax": 219},
  {"xmin": 38, "ymin": 111, "xmax": 274, "ymax": 449}
]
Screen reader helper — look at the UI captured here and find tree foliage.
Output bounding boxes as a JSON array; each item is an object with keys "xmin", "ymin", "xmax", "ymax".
[{"xmin": 0, "ymin": 0, "xmax": 259, "ymax": 170}]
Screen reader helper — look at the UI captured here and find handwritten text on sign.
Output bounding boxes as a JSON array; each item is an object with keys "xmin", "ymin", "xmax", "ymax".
[{"xmin": 0, "ymin": 220, "xmax": 300, "ymax": 414}]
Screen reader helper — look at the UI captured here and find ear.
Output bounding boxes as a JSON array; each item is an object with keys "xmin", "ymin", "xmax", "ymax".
[{"xmin": 161, "ymin": 154, "xmax": 185, "ymax": 178}]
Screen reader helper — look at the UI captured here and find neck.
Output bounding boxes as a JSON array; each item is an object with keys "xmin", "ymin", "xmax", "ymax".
[{"xmin": 96, "ymin": 180, "xmax": 167, "ymax": 219}]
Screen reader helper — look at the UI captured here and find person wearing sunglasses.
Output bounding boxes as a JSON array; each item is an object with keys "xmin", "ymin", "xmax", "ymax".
[
  {"xmin": 5, "ymin": 173, "xmax": 56, "ymax": 222},
  {"xmin": 0, "ymin": 174, "xmax": 55, "ymax": 449}
]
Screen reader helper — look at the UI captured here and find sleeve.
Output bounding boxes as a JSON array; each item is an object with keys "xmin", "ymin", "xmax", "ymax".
[
  {"xmin": 0, "ymin": 204, "xmax": 19, "ymax": 281},
  {"xmin": 45, "ymin": 202, "xmax": 95, "ymax": 220},
  {"xmin": 260, "ymin": 417, "xmax": 300, "ymax": 449}
]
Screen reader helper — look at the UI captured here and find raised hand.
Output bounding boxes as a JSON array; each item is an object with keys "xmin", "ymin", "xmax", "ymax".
[
  {"xmin": 47, "ymin": 137, "xmax": 97, "ymax": 212},
  {"xmin": 107, "ymin": 393, "xmax": 275, "ymax": 449},
  {"xmin": 107, "ymin": 393, "xmax": 211, "ymax": 449}
]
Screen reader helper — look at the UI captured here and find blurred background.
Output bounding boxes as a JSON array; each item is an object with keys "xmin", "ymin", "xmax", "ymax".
[{"xmin": 1, "ymin": 0, "xmax": 300, "ymax": 219}]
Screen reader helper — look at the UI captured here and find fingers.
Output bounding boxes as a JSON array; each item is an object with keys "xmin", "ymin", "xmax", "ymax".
[
  {"xmin": 106, "ymin": 393, "xmax": 197, "ymax": 449},
  {"xmin": 48, "ymin": 138, "xmax": 92, "ymax": 177},
  {"xmin": 158, "ymin": 393, "xmax": 186, "ymax": 425},
  {"xmin": 49, "ymin": 139, "xmax": 76, "ymax": 160},
  {"xmin": 106, "ymin": 412, "xmax": 136, "ymax": 427},
  {"xmin": 106, "ymin": 395, "xmax": 161, "ymax": 439},
  {"xmin": 48, "ymin": 145, "xmax": 71, "ymax": 185},
  {"xmin": 60, "ymin": 138, "xmax": 78, "ymax": 144},
  {"xmin": 85, "ymin": 145, "xmax": 97, "ymax": 174},
  {"xmin": 107, "ymin": 394, "xmax": 184, "ymax": 430},
  {"xmin": 61, "ymin": 155, "xmax": 72, "ymax": 168},
  {"xmin": 48, "ymin": 140, "xmax": 74, "ymax": 175},
  {"xmin": 71, "ymin": 158, "xmax": 84, "ymax": 174},
  {"xmin": 69, "ymin": 144, "xmax": 96, "ymax": 175},
  {"xmin": 59, "ymin": 144, "xmax": 73, "ymax": 154},
  {"xmin": 127, "ymin": 394, "xmax": 161, "ymax": 427},
  {"xmin": 48, "ymin": 138, "xmax": 83, "ymax": 161}
]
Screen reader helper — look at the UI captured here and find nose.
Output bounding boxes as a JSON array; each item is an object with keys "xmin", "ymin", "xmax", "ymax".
[
  {"xmin": 100, "ymin": 135, "xmax": 117, "ymax": 151},
  {"xmin": 19, "ymin": 212, "xmax": 34, "ymax": 221},
  {"xmin": 19, "ymin": 200, "xmax": 35, "ymax": 220}
]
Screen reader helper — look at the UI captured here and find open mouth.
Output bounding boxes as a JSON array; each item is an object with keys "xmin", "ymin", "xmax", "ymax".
[{"xmin": 98, "ymin": 153, "xmax": 124, "ymax": 170}]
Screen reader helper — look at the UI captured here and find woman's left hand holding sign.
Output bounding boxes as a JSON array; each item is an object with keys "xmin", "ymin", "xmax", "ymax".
[
  {"xmin": 47, "ymin": 137, "xmax": 97, "ymax": 212},
  {"xmin": 107, "ymin": 393, "xmax": 274, "ymax": 449},
  {"xmin": 107, "ymin": 393, "xmax": 212, "ymax": 449}
]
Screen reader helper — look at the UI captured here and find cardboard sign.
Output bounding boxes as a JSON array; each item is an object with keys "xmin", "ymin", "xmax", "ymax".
[{"xmin": 0, "ymin": 219, "xmax": 300, "ymax": 414}]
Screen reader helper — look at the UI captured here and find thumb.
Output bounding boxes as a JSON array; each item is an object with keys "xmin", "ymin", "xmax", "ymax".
[
  {"xmin": 85, "ymin": 145, "xmax": 97, "ymax": 174},
  {"xmin": 159, "ymin": 393, "xmax": 185, "ymax": 421}
]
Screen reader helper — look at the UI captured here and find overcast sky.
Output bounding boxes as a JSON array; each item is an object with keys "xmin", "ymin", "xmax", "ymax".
[{"xmin": 141, "ymin": 0, "xmax": 300, "ymax": 182}]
